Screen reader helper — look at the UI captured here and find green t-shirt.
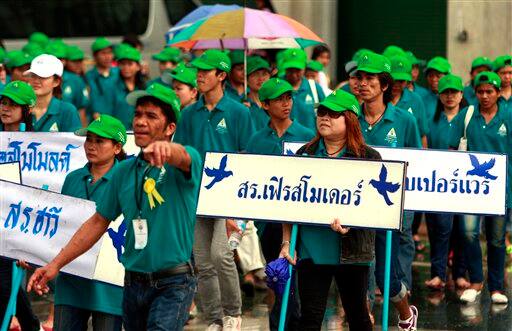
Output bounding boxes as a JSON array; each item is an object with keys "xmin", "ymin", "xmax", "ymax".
[
  {"xmin": 174, "ymin": 94, "xmax": 255, "ymax": 157},
  {"xmin": 56, "ymin": 163, "xmax": 122, "ymax": 316},
  {"xmin": 62, "ymin": 70, "xmax": 90, "ymax": 110},
  {"xmin": 396, "ymin": 88, "xmax": 429, "ymax": 137},
  {"xmin": 32, "ymin": 97, "xmax": 82, "ymax": 132},
  {"xmin": 96, "ymin": 147, "xmax": 202, "ymax": 272}
]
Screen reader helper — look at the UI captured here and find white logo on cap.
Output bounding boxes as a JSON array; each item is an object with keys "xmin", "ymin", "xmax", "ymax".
[{"xmin": 220, "ymin": 61, "xmax": 229, "ymax": 69}]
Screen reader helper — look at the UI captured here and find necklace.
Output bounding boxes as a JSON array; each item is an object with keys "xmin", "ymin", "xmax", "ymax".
[
  {"xmin": 366, "ymin": 111, "xmax": 385, "ymax": 131},
  {"xmin": 326, "ymin": 145, "xmax": 344, "ymax": 156}
]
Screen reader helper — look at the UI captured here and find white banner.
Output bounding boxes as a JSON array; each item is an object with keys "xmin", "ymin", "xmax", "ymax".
[
  {"xmin": 0, "ymin": 180, "xmax": 101, "ymax": 280},
  {"xmin": 0, "ymin": 162, "xmax": 21, "ymax": 184},
  {"xmin": 0, "ymin": 132, "xmax": 139, "ymax": 192},
  {"xmin": 197, "ymin": 152, "xmax": 406, "ymax": 230},
  {"xmin": 283, "ymin": 142, "xmax": 508, "ymax": 215}
]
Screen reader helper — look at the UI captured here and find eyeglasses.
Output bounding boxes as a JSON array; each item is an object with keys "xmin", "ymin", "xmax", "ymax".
[{"xmin": 317, "ymin": 107, "xmax": 343, "ymax": 119}]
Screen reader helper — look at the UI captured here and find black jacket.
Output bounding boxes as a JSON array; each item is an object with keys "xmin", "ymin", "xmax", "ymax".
[{"xmin": 296, "ymin": 140, "xmax": 379, "ymax": 264}]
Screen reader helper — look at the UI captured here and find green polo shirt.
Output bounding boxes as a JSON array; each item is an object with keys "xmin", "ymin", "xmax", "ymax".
[
  {"xmin": 298, "ymin": 139, "xmax": 344, "ymax": 265},
  {"xmin": 111, "ymin": 78, "xmax": 142, "ymax": 130},
  {"xmin": 499, "ymin": 95, "xmax": 512, "ymax": 111},
  {"xmin": 463, "ymin": 84, "xmax": 477, "ymax": 106},
  {"xmin": 412, "ymin": 82, "xmax": 430, "ymax": 98},
  {"xmin": 224, "ymin": 81, "xmax": 245, "ymax": 103},
  {"xmin": 396, "ymin": 88, "xmax": 429, "ymax": 137},
  {"xmin": 32, "ymin": 97, "xmax": 82, "ymax": 132},
  {"xmin": 85, "ymin": 66, "xmax": 120, "ymax": 118},
  {"xmin": 290, "ymin": 78, "xmax": 325, "ymax": 131},
  {"xmin": 359, "ymin": 103, "xmax": 422, "ymax": 148},
  {"xmin": 419, "ymin": 88, "xmax": 438, "ymax": 120},
  {"xmin": 247, "ymin": 99, "xmax": 270, "ymax": 132},
  {"xmin": 55, "ymin": 163, "xmax": 122, "ymax": 316},
  {"xmin": 450, "ymin": 103, "xmax": 512, "ymax": 207},
  {"xmin": 428, "ymin": 111, "xmax": 460, "ymax": 150},
  {"xmin": 174, "ymin": 94, "xmax": 255, "ymax": 157},
  {"xmin": 62, "ymin": 71, "xmax": 90, "ymax": 110},
  {"xmin": 96, "ymin": 147, "xmax": 202, "ymax": 272}
]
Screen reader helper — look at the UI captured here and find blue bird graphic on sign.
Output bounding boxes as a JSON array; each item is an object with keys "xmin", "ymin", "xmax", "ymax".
[
  {"xmin": 370, "ymin": 164, "xmax": 401, "ymax": 206},
  {"xmin": 285, "ymin": 149, "xmax": 295, "ymax": 155},
  {"xmin": 467, "ymin": 154, "xmax": 497, "ymax": 180},
  {"xmin": 108, "ymin": 221, "xmax": 127, "ymax": 262},
  {"xmin": 204, "ymin": 155, "xmax": 233, "ymax": 189}
]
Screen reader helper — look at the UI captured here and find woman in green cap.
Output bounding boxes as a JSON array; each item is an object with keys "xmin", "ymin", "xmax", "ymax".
[
  {"xmin": 165, "ymin": 63, "xmax": 198, "ymax": 110},
  {"xmin": 24, "ymin": 54, "xmax": 82, "ymax": 132},
  {"xmin": 246, "ymin": 56, "xmax": 272, "ymax": 131},
  {"xmin": 450, "ymin": 71, "xmax": 511, "ymax": 305},
  {"xmin": 425, "ymin": 74, "xmax": 470, "ymax": 291},
  {"xmin": 111, "ymin": 44, "xmax": 146, "ymax": 129},
  {"xmin": 281, "ymin": 89, "xmax": 377, "ymax": 331},
  {"xmin": 53, "ymin": 114, "xmax": 127, "ymax": 331},
  {"xmin": 149, "ymin": 47, "xmax": 181, "ymax": 87}
]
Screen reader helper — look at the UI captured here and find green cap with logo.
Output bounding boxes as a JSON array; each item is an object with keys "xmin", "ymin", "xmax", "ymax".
[
  {"xmin": 152, "ymin": 47, "xmax": 181, "ymax": 63},
  {"xmin": 229, "ymin": 50, "xmax": 245, "ymax": 66},
  {"xmin": 319, "ymin": 89, "xmax": 360, "ymax": 116},
  {"xmin": 493, "ymin": 55, "xmax": 512, "ymax": 72},
  {"xmin": 357, "ymin": 52, "xmax": 391, "ymax": 74},
  {"xmin": 126, "ymin": 83, "xmax": 181, "ymax": 121},
  {"xmin": 471, "ymin": 56, "xmax": 492, "ymax": 70},
  {"xmin": 474, "ymin": 71, "xmax": 501, "ymax": 90},
  {"xmin": 438, "ymin": 74, "xmax": 464, "ymax": 93},
  {"xmin": 66, "ymin": 45, "xmax": 85, "ymax": 61},
  {"xmin": 383, "ymin": 45, "xmax": 406, "ymax": 59},
  {"xmin": 0, "ymin": 81, "xmax": 36, "ymax": 107},
  {"xmin": 352, "ymin": 48, "xmax": 373, "ymax": 62},
  {"xmin": 389, "ymin": 55, "xmax": 412, "ymax": 81},
  {"xmin": 115, "ymin": 44, "xmax": 141, "ymax": 62},
  {"xmin": 22, "ymin": 43, "xmax": 44, "ymax": 57},
  {"xmin": 191, "ymin": 49, "xmax": 231, "ymax": 72},
  {"xmin": 45, "ymin": 42, "xmax": 68, "ymax": 59},
  {"xmin": 75, "ymin": 114, "xmax": 127, "ymax": 145},
  {"xmin": 405, "ymin": 51, "xmax": 423, "ymax": 66},
  {"xmin": 167, "ymin": 63, "xmax": 197, "ymax": 87},
  {"xmin": 246, "ymin": 56, "xmax": 270, "ymax": 76},
  {"xmin": 281, "ymin": 48, "xmax": 307, "ymax": 70},
  {"xmin": 91, "ymin": 37, "xmax": 113, "ymax": 53},
  {"xmin": 29, "ymin": 32, "xmax": 49, "ymax": 48},
  {"xmin": 307, "ymin": 60, "xmax": 324, "ymax": 72},
  {"xmin": 5, "ymin": 51, "xmax": 33, "ymax": 69},
  {"xmin": 259, "ymin": 77, "xmax": 294, "ymax": 101},
  {"xmin": 425, "ymin": 56, "xmax": 451, "ymax": 74}
]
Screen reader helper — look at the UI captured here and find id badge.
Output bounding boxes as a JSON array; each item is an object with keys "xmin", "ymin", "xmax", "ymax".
[{"xmin": 132, "ymin": 218, "xmax": 148, "ymax": 250}]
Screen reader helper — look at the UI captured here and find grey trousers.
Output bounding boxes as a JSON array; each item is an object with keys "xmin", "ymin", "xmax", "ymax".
[{"xmin": 193, "ymin": 217, "xmax": 242, "ymax": 325}]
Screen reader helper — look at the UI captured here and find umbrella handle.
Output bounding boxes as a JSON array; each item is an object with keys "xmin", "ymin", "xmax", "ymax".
[{"xmin": 278, "ymin": 224, "xmax": 298, "ymax": 331}]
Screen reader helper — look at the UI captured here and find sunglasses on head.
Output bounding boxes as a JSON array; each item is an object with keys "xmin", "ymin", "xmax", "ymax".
[{"xmin": 317, "ymin": 107, "xmax": 343, "ymax": 119}]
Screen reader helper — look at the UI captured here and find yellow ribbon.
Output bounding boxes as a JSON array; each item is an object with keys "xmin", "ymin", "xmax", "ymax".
[{"xmin": 143, "ymin": 178, "xmax": 165, "ymax": 209}]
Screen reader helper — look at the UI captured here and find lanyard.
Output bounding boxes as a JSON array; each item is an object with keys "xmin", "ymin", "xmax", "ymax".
[{"xmin": 134, "ymin": 155, "xmax": 152, "ymax": 217}]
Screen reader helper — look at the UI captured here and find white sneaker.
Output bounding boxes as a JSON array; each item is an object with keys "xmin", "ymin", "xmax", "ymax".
[
  {"xmin": 206, "ymin": 323, "xmax": 223, "ymax": 331},
  {"xmin": 460, "ymin": 289, "xmax": 481, "ymax": 303},
  {"xmin": 491, "ymin": 292, "xmax": 509, "ymax": 304},
  {"xmin": 222, "ymin": 316, "xmax": 242, "ymax": 331}
]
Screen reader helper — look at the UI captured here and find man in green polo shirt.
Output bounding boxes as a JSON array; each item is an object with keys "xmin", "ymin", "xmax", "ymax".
[
  {"xmin": 149, "ymin": 47, "xmax": 181, "ymax": 87},
  {"xmin": 174, "ymin": 49, "xmax": 253, "ymax": 330},
  {"xmin": 356, "ymin": 51, "xmax": 420, "ymax": 331},
  {"xmin": 224, "ymin": 50, "xmax": 246, "ymax": 102},
  {"xmin": 493, "ymin": 55, "xmax": 512, "ymax": 109},
  {"xmin": 85, "ymin": 37, "xmax": 120, "ymax": 120},
  {"xmin": 388, "ymin": 55, "xmax": 429, "ymax": 147},
  {"xmin": 417, "ymin": 56, "xmax": 451, "ymax": 120},
  {"xmin": 463, "ymin": 56, "xmax": 492, "ymax": 106},
  {"xmin": 27, "ymin": 84, "xmax": 202, "ymax": 331}
]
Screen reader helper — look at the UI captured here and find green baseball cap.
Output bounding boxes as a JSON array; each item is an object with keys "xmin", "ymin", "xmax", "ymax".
[
  {"xmin": 352, "ymin": 48, "xmax": 373, "ymax": 62},
  {"xmin": 29, "ymin": 32, "xmax": 49, "ymax": 48},
  {"xmin": 390, "ymin": 55, "xmax": 412, "ymax": 81},
  {"xmin": 281, "ymin": 48, "xmax": 307, "ymax": 70},
  {"xmin": 471, "ymin": 56, "xmax": 492, "ymax": 70},
  {"xmin": 5, "ymin": 51, "xmax": 32, "ymax": 69},
  {"xmin": 356, "ymin": 52, "xmax": 391, "ymax": 74},
  {"xmin": 306, "ymin": 60, "xmax": 324, "ymax": 72},
  {"xmin": 493, "ymin": 55, "xmax": 512, "ymax": 72},
  {"xmin": 168, "ymin": 63, "xmax": 197, "ymax": 87},
  {"xmin": 438, "ymin": 74, "xmax": 464, "ymax": 93},
  {"xmin": 45, "ymin": 42, "xmax": 68, "ymax": 59},
  {"xmin": 152, "ymin": 47, "xmax": 181, "ymax": 63},
  {"xmin": 191, "ymin": 49, "xmax": 231, "ymax": 72},
  {"xmin": 425, "ymin": 56, "xmax": 451, "ymax": 74},
  {"xmin": 22, "ymin": 42, "xmax": 44, "ymax": 57},
  {"xmin": 115, "ymin": 44, "xmax": 141, "ymax": 62},
  {"xmin": 319, "ymin": 89, "xmax": 360, "ymax": 116},
  {"xmin": 246, "ymin": 56, "xmax": 270, "ymax": 76},
  {"xmin": 66, "ymin": 45, "xmax": 85, "ymax": 61},
  {"xmin": 229, "ymin": 50, "xmax": 245, "ymax": 66},
  {"xmin": 126, "ymin": 83, "xmax": 181, "ymax": 121},
  {"xmin": 474, "ymin": 71, "xmax": 501, "ymax": 90},
  {"xmin": 75, "ymin": 114, "xmax": 127, "ymax": 145},
  {"xmin": 405, "ymin": 51, "xmax": 424, "ymax": 66},
  {"xmin": 0, "ymin": 81, "xmax": 36, "ymax": 107},
  {"xmin": 382, "ymin": 45, "xmax": 406, "ymax": 59},
  {"xmin": 91, "ymin": 37, "xmax": 113, "ymax": 53},
  {"xmin": 259, "ymin": 77, "xmax": 294, "ymax": 101}
]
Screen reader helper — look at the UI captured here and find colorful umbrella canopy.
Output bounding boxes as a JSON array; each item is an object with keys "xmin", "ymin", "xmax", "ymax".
[
  {"xmin": 169, "ymin": 8, "xmax": 324, "ymax": 50},
  {"xmin": 165, "ymin": 4, "xmax": 241, "ymax": 43}
]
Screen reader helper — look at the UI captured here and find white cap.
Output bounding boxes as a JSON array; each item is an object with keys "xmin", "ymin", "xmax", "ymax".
[{"xmin": 23, "ymin": 54, "xmax": 63, "ymax": 78}]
